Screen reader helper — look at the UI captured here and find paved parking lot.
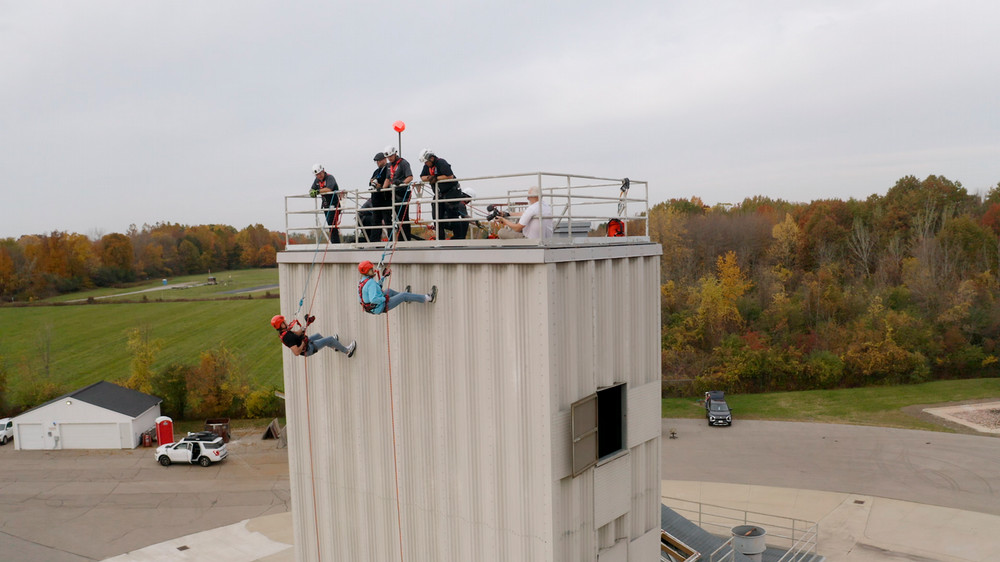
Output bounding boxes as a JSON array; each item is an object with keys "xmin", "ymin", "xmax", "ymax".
[
  {"xmin": 662, "ymin": 417, "xmax": 1000, "ymax": 516},
  {"xmin": 0, "ymin": 429, "xmax": 290, "ymax": 561},
  {"xmin": 3, "ymin": 414, "xmax": 1000, "ymax": 560}
]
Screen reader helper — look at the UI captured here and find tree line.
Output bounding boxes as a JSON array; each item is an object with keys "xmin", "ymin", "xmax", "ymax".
[
  {"xmin": 651, "ymin": 175, "xmax": 1000, "ymax": 395},
  {"xmin": 0, "ymin": 222, "xmax": 287, "ymax": 301}
]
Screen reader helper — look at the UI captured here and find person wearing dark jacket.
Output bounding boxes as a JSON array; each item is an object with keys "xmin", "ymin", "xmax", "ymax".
[
  {"xmin": 368, "ymin": 152, "xmax": 392, "ymax": 242},
  {"xmin": 419, "ymin": 149, "xmax": 468, "ymax": 240},
  {"xmin": 381, "ymin": 146, "xmax": 414, "ymax": 240},
  {"xmin": 270, "ymin": 314, "xmax": 356, "ymax": 357},
  {"xmin": 310, "ymin": 164, "xmax": 341, "ymax": 243}
]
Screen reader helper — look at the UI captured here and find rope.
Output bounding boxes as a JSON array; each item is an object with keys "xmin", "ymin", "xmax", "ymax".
[
  {"xmin": 375, "ymin": 183, "xmax": 414, "ymax": 288},
  {"xmin": 302, "ymin": 357, "xmax": 323, "ymax": 560},
  {"xmin": 294, "ymin": 232, "xmax": 333, "ymax": 319},
  {"xmin": 384, "ymin": 314, "xmax": 405, "ymax": 562}
]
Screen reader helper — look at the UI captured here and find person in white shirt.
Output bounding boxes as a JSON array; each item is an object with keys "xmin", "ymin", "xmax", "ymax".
[{"xmin": 494, "ymin": 186, "xmax": 553, "ymax": 239}]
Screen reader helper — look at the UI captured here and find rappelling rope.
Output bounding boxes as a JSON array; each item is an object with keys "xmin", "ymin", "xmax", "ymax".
[{"xmin": 384, "ymin": 313, "xmax": 405, "ymax": 562}]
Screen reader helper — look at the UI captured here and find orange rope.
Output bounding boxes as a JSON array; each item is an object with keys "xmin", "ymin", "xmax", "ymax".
[
  {"xmin": 298, "ymin": 239, "xmax": 331, "ymax": 559},
  {"xmin": 303, "ymin": 357, "xmax": 323, "ymax": 560},
  {"xmin": 385, "ymin": 312, "xmax": 405, "ymax": 562}
]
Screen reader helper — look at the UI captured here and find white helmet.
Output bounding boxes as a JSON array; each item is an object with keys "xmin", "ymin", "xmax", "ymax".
[
  {"xmin": 462, "ymin": 187, "xmax": 476, "ymax": 199},
  {"xmin": 419, "ymin": 148, "xmax": 435, "ymax": 163},
  {"xmin": 384, "ymin": 146, "xmax": 398, "ymax": 158},
  {"xmin": 312, "ymin": 163, "xmax": 324, "ymax": 174}
]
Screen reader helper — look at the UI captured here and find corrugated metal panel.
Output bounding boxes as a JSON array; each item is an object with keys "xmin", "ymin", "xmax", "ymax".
[
  {"xmin": 628, "ymin": 527, "xmax": 660, "ymax": 562},
  {"xmin": 628, "ymin": 381, "xmax": 661, "ymax": 448},
  {"xmin": 276, "ymin": 242, "xmax": 661, "ymax": 562},
  {"xmin": 598, "ymin": 539, "xmax": 628, "ymax": 562},
  {"xmin": 594, "ymin": 454, "xmax": 631, "ymax": 528}
]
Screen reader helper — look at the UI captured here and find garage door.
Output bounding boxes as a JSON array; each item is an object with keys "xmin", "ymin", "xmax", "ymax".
[
  {"xmin": 60, "ymin": 423, "xmax": 121, "ymax": 449},
  {"xmin": 16, "ymin": 423, "xmax": 43, "ymax": 450}
]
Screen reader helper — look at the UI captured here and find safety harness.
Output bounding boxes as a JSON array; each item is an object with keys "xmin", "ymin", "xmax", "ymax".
[{"xmin": 358, "ymin": 277, "xmax": 379, "ymax": 314}]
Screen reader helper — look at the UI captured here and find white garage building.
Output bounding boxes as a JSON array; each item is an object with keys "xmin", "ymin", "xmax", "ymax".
[{"xmin": 13, "ymin": 381, "xmax": 161, "ymax": 450}]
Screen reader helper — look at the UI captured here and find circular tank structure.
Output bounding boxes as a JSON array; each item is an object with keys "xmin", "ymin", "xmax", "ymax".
[{"xmin": 731, "ymin": 525, "xmax": 767, "ymax": 560}]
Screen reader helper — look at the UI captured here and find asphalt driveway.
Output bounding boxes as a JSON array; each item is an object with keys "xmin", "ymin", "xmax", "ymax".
[
  {"xmin": 0, "ymin": 429, "xmax": 290, "ymax": 561},
  {"xmin": 662, "ymin": 417, "xmax": 1000, "ymax": 516}
]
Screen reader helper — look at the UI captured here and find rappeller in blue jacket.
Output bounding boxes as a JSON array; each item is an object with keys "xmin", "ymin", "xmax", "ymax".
[{"xmin": 357, "ymin": 260, "xmax": 436, "ymax": 314}]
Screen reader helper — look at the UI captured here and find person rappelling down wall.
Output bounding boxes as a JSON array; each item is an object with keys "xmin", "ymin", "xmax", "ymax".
[
  {"xmin": 271, "ymin": 314, "xmax": 357, "ymax": 358},
  {"xmin": 358, "ymin": 260, "xmax": 437, "ymax": 315}
]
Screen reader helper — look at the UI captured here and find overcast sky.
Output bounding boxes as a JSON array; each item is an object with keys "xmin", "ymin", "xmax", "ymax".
[{"xmin": 2, "ymin": 1, "xmax": 998, "ymax": 238}]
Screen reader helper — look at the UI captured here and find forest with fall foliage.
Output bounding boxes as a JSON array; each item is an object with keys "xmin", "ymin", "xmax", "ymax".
[
  {"xmin": 652, "ymin": 175, "xmax": 1000, "ymax": 395},
  {"xmin": 3, "ymin": 174, "xmax": 1000, "ymax": 401},
  {"xmin": 0, "ymin": 222, "xmax": 285, "ymax": 300}
]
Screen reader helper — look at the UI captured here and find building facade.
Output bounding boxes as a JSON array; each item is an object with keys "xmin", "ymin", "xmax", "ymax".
[{"xmin": 277, "ymin": 239, "xmax": 661, "ymax": 561}]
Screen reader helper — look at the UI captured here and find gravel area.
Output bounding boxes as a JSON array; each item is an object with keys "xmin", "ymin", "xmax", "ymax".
[{"xmin": 949, "ymin": 408, "xmax": 1000, "ymax": 429}]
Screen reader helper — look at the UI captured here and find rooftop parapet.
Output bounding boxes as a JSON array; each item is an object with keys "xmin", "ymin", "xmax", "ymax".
[{"xmin": 283, "ymin": 172, "xmax": 648, "ymax": 247}]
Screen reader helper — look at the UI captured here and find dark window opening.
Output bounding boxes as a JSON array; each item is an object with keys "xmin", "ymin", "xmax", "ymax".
[
  {"xmin": 597, "ymin": 383, "xmax": 626, "ymax": 459},
  {"xmin": 570, "ymin": 382, "xmax": 627, "ymax": 477}
]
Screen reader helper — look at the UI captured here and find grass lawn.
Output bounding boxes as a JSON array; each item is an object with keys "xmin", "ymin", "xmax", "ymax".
[
  {"xmin": 663, "ymin": 378, "xmax": 1000, "ymax": 431},
  {"xmin": 0, "ymin": 298, "xmax": 283, "ymax": 390},
  {"xmin": 45, "ymin": 268, "xmax": 279, "ymax": 303}
]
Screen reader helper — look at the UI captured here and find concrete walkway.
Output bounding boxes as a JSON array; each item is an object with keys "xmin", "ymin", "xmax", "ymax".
[
  {"xmin": 105, "ymin": 480, "xmax": 1000, "ymax": 562},
  {"xmin": 662, "ymin": 480, "xmax": 1000, "ymax": 562}
]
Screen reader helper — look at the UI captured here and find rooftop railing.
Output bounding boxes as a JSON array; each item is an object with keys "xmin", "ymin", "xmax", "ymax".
[{"xmin": 283, "ymin": 172, "xmax": 649, "ymax": 246}]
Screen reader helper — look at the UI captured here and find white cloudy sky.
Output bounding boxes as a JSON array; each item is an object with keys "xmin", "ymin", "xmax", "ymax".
[{"xmin": 2, "ymin": 1, "xmax": 998, "ymax": 238}]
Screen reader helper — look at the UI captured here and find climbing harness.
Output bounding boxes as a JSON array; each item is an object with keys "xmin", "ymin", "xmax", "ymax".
[{"xmin": 358, "ymin": 276, "xmax": 379, "ymax": 314}]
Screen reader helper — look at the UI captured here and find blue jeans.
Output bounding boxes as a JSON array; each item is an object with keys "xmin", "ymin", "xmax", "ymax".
[
  {"xmin": 384, "ymin": 289, "xmax": 427, "ymax": 312},
  {"xmin": 304, "ymin": 333, "xmax": 348, "ymax": 356}
]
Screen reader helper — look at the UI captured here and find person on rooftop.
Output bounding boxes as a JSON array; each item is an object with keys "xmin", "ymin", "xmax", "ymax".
[
  {"xmin": 381, "ymin": 147, "xmax": 415, "ymax": 240},
  {"xmin": 270, "ymin": 314, "xmax": 356, "ymax": 358},
  {"xmin": 494, "ymin": 185, "xmax": 554, "ymax": 239},
  {"xmin": 419, "ymin": 148, "xmax": 469, "ymax": 240},
  {"xmin": 309, "ymin": 164, "xmax": 341, "ymax": 243},
  {"xmin": 357, "ymin": 260, "xmax": 436, "ymax": 315}
]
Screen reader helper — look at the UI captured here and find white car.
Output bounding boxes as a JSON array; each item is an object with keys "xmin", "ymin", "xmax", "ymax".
[
  {"xmin": 0, "ymin": 418, "xmax": 12, "ymax": 445},
  {"xmin": 155, "ymin": 435, "xmax": 228, "ymax": 467}
]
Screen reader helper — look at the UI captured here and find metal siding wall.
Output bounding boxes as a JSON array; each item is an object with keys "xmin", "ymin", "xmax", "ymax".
[
  {"xmin": 278, "ymin": 244, "xmax": 660, "ymax": 562},
  {"xmin": 282, "ymin": 259, "xmax": 554, "ymax": 562}
]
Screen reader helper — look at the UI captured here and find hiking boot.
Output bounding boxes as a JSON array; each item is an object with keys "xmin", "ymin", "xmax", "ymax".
[
  {"xmin": 429, "ymin": 285, "xmax": 438, "ymax": 303},
  {"xmin": 346, "ymin": 340, "xmax": 357, "ymax": 358}
]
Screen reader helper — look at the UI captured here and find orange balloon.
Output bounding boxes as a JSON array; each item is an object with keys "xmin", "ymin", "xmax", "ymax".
[{"xmin": 393, "ymin": 120, "xmax": 406, "ymax": 133}]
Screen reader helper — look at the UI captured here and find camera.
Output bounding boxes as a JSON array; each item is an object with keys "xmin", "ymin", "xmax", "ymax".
[{"xmin": 486, "ymin": 204, "xmax": 510, "ymax": 221}]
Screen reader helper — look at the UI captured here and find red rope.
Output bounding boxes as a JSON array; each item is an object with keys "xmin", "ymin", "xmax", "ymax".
[
  {"xmin": 385, "ymin": 314, "xmax": 405, "ymax": 562},
  {"xmin": 303, "ymin": 357, "xmax": 323, "ymax": 560}
]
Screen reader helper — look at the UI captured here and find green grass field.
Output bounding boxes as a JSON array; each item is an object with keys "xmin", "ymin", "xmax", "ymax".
[
  {"xmin": 1, "ymin": 269, "xmax": 284, "ymax": 391},
  {"xmin": 663, "ymin": 378, "xmax": 1000, "ymax": 431},
  {"xmin": 4, "ymin": 268, "xmax": 999, "ymax": 430},
  {"xmin": 46, "ymin": 268, "xmax": 279, "ymax": 303}
]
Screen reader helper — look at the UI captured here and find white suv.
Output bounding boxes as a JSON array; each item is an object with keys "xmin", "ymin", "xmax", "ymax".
[
  {"xmin": 0, "ymin": 418, "xmax": 12, "ymax": 445},
  {"xmin": 155, "ymin": 432, "xmax": 228, "ymax": 467}
]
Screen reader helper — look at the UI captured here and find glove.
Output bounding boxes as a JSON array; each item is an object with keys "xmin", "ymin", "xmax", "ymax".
[
  {"xmin": 305, "ymin": 315, "xmax": 315, "ymax": 325},
  {"xmin": 381, "ymin": 268, "xmax": 391, "ymax": 278},
  {"xmin": 309, "ymin": 189, "xmax": 319, "ymax": 198}
]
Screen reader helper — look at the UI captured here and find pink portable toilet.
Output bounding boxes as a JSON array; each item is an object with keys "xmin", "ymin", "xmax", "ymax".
[{"xmin": 155, "ymin": 416, "xmax": 174, "ymax": 445}]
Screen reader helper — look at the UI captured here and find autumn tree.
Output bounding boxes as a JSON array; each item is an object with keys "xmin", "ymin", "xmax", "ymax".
[
  {"xmin": 124, "ymin": 326, "xmax": 162, "ymax": 395},
  {"xmin": 186, "ymin": 345, "xmax": 250, "ymax": 419}
]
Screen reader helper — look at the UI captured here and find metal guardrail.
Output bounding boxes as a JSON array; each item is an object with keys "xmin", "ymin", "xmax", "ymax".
[
  {"xmin": 283, "ymin": 172, "xmax": 649, "ymax": 246},
  {"xmin": 662, "ymin": 496, "xmax": 821, "ymax": 562}
]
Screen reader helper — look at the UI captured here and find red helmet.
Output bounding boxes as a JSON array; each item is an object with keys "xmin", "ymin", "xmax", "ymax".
[
  {"xmin": 270, "ymin": 314, "xmax": 285, "ymax": 329},
  {"xmin": 358, "ymin": 260, "xmax": 374, "ymax": 275}
]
